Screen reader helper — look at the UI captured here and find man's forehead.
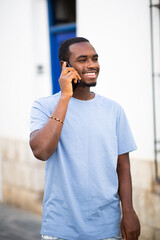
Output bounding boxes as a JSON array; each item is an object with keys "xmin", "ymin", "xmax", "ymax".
[{"xmin": 69, "ymin": 42, "xmax": 96, "ymax": 56}]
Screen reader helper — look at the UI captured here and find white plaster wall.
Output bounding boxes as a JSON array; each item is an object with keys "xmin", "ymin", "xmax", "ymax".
[
  {"xmin": 31, "ymin": 0, "xmax": 52, "ymax": 99},
  {"xmin": 0, "ymin": 0, "xmax": 51, "ymax": 141},
  {"xmin": 0, "ymin": 0, "xmax": 156, "ymax": 160},
  {"xmin": 77, "ymin": 0, "xmax": 154, "ymax": 160}
]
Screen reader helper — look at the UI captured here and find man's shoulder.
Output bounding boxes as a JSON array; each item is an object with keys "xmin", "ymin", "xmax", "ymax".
[
  {"xmin": 34, "ymin": 92, "xmax": 61, "ymax": 106},
  {"xmin": 96, "ymin": 93, "xmax": 121, "ymax": 109}
]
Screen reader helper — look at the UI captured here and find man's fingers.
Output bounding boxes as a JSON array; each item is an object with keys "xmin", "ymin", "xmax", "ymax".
[
  {"xmin": 62, "ymin": 64, "xmax": 81, "ymax": 80},
  {"xmin": 75, "ymin": 71, "xmax": 81, "ymax": 80},
  {"xmin": 66, "ymin": 72, "xmax": 79, "ymax": 83},
  {"xmin": 121, "ymin": 224, "xmax": 127, "ymax": 240},
  {"xmin": 61, "ymin": 61, "xmax": 67, "ymax": 71},
  {"xmin": 70, "ymin": 70, "xmax": 81, "ymax": 81},
  {"xmin": 61, "ymin": 62, "xmax": 81, "ymax": 85},
  {"xmin": 63, "ymin": 70, "xmax": 81, "ymax": 83}
]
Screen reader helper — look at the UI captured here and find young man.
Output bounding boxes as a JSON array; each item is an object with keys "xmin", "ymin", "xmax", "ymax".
[{"xmin": 30, "ymin": 37, "xmax": 140, "ymax": 240}]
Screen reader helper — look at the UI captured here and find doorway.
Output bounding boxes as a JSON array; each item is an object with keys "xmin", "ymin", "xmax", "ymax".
[{"xmin": 48, "ymin": 0, "xmax": 76, "ymax": 94}]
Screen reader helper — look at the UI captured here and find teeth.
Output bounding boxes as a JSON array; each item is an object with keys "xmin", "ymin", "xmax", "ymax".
[{"xmin": 85, "ymin": 73, "xmax": 95, "ymax": 75}]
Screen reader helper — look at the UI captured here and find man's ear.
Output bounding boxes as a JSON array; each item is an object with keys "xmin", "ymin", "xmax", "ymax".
[
  {"xmin": 60, "ymin": 61, "xmax": 67, "ymax": 68},
  {"xmin": 60, "ymin": 61, "xmax": 64, "ymax": 68}
]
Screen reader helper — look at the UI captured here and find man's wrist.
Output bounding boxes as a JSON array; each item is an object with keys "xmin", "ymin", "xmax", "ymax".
[
  {"xmin": 122, "ymin": 205, "xmax": 134, "ymax": 215},
  {"xmin": 60, "ymin": 93, "xmax": 72, "ymax": 102}
]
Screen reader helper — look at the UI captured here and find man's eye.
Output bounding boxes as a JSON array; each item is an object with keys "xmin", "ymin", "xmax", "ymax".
[
  {"xmin": 78, "ymin": 59, "xmax": 86, "ymax": 62},
  {"xmin": 93, "ymin": 58, "xmax": 98, "ymax": 61}
]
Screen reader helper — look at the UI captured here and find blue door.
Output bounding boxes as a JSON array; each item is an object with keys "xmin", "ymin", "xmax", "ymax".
[{"xmin": 48, "ymin": 0, "xmax": 76, "ymax": 94}]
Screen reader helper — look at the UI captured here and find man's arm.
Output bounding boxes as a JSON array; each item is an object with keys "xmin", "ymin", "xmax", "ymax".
[
  {"xmin": 117, "ymin": 153, "xmax": 141, "ymax": 240},
  {"xmin": 30, "ymin": 62, "xmax": 81, "ymax": 161}
]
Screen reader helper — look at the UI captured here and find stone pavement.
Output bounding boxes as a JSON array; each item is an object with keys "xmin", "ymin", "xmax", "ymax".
[{"xmin": 0, "ymin": 202, "xmax": 41, "ymax": 240}]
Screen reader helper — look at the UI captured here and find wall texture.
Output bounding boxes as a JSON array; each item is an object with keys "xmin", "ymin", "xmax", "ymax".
[
  {"xmin": 131, "ymin": 158, "xmax": 160, "ymax": 240},
  {"xmin": 0, "ymin": 138, "xmax": 45, "ymax": 215}
]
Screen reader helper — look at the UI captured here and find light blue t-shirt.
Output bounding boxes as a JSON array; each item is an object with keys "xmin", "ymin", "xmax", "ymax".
[{"xmin": 30, "ymin": 92, "xmax": 137, "ymax": 240}]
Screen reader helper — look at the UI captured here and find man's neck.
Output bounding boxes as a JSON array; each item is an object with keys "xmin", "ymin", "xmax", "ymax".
[{"xmin": 72, "ymin": 87, "xmax": 95, "ymax": 100}]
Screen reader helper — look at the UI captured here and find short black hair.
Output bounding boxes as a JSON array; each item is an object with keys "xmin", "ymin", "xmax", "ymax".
[{"xmin": 59, "ymin": 37, "xmax": 89, "ymax": 62}]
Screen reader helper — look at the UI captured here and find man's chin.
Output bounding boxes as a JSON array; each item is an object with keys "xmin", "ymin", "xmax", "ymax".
[{"xmin": 83, "ymin": 82, "xmax": 97, "ymax": 87}]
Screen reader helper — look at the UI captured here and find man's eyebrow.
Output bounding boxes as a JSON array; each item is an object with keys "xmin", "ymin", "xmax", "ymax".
[
  {"xmin": 76, "ymin": 54, "xmax": 99, "ymax": 59},
  {"xmin": 92, "ymin": 54, "xmax": 99, "ymax": 58},
  {"xmin": 76, "ymin": 55, "xmax": 87, "ymax": 59}
]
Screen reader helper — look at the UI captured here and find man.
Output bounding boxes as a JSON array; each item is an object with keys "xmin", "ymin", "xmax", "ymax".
[{"xmin": 30, "ymin": 37, "xmax": 140, "ymax": 240}]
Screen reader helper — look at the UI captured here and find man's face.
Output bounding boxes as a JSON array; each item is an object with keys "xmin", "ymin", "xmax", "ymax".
[{"xmin": 68, "ymin": 42, "xmax": 100, "ymax": 87}]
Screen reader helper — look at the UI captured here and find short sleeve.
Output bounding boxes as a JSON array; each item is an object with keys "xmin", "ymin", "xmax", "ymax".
[
  {"xmin": 30, "ymin": 100, "xmax": 50, "ymax": 134},
  {"xmin": 116, "ymin": 106, "xmax": 137, "ymax": 155}
]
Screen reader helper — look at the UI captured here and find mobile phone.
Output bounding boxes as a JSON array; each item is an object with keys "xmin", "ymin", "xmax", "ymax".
[{"xmin": 66, "ymin": 62, "xmax": 80, "ymax": 91}]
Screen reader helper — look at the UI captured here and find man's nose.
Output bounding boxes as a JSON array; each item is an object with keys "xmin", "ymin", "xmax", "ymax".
[{"xmin": 86, "ymin": 59, "xmax": 96, "ymax": 68}]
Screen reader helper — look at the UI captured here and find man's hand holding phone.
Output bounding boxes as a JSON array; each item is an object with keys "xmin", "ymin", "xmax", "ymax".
[{"xmin": 59, "ymin": 61, "xmax": 81, "ymax": 98}]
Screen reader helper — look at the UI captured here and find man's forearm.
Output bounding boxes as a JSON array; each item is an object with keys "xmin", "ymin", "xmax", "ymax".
[
  {"xmin": 117, "ymin": 153, "xmax": 141, "ymax": 240},
  {"xmin": 117, "ymin": 153, "xmax": 133, "ymax": 212},
  {"xmin": 30, "ymin": 95, "xmax": 70, "ymax": 161}
]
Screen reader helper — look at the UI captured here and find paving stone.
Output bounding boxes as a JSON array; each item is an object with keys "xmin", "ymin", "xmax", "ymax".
[{"xmin": 0, "ymin": 202, "xmax": 41, "ymax": 240}]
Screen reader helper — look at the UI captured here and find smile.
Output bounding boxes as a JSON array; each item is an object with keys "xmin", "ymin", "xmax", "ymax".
[{"xmin": 84, "ymin": 72, "xmax": 96, "ymax": 77}]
